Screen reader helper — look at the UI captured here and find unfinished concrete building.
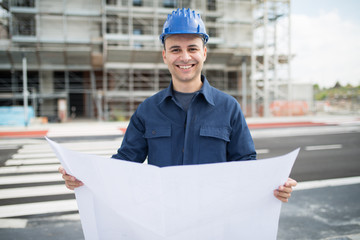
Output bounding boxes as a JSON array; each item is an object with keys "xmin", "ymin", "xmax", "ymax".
[{"xmin": 0, "ymin": 0, "xmax": 291, "ymax": 121}]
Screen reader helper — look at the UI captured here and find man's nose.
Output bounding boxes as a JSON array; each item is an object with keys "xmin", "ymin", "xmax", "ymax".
[{"xmin": 180, "ymin": 51, "xmax": 191, "ymax": 62}]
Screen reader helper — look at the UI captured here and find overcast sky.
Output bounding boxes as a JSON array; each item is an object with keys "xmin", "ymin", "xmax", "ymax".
[{"xmin": 291, "ymin": 0, "xmax": 360, "ymax": 88}]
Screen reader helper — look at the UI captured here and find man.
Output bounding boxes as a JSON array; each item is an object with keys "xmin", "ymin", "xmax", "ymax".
[{"xmin": 59, "ymin": 8, "xmax": 296, "ymax": 202}]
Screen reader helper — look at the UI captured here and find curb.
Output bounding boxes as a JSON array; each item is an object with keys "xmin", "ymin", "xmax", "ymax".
[
  {"xmin": 247, "ymin": 122, "xmax": 330, "ymax": 129},
  {"xmin": 0, "ymin": 130, "xmax": 49, "ymax": 138}
]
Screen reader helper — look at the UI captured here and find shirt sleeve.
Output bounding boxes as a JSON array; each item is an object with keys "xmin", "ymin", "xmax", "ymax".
[
  {"xmin": 227, "ymin": 106, "xmax": 257, "ymax": 161},
  {"xmin": 111, "ymin": 110, "xmax": 148, "ymax": 163}
]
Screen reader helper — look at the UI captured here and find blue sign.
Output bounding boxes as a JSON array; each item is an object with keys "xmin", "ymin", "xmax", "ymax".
[{"xmin": 0, "ymin": 106, "xmax": 35, "ymax": 126}]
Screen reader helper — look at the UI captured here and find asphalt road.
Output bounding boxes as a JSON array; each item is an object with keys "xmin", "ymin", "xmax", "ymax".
[
  {"xmin": 254, "ymin": 131, "xmax": 360, "ymax": 181},
  {"xmin": 0, "ymin": 123, "xmax": 359, "ymax": 239},
  {"xmin": 0, "ymin": 147, "xmax": 20, "ymax": 166},
  {"xmin": 43, "ymin": 129, "xmax": 360, "ymax": 182}
]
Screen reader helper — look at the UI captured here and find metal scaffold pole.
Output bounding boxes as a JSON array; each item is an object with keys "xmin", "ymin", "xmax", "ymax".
[
  {"xmin": 251, "ymin": 0, "xmax": 291, "ymax": 117},
  {"xmin": 263, "ymin": 0, "xmax": 270, "ymax": 117},
  {"xmin": 22, "ymin": 53, "xmax": 29, "ymax": 126},
  {"xmin": 251, "ymin": 0, "xmax": 257, "ymax": 117},
  {"xmin": 288, "ymin": 0, "xmax": 292, "ymax": 116}
]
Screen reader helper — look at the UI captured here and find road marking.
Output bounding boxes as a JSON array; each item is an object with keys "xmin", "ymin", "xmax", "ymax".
[
  {"xmin": 0, "ymin": 219, "xmax": 28, "ymax": 228},
  {"xmin": 295, "ymin": 176, "xmax": 360, "ymax": 191},
  {"xmin": 5, "ymin": 158, "xmax": 60, "ymax": 166},
  {"xmin": 0, "ymin": 145, "xmax": 19, "ymax": 150},
  {"xmin": 0, "ymin": 185, "xmax": 73, "ymax": 199},
  {"xmin": 19, "ymin": 141, "xmax": 119, "ymax": 153},
  {"xmin": 12, "ymin": 150, "xmax": 113, "ymax": 159},
  {"xmin": 56, "ymin": 213, "xmax": 81, "ymax": 221},
  {"xmin": 12, "ymin": 152, "xmax": 56, "ymax": 159},
  {"xmin": 0, "ymin": 173, "xmax": 62, "ymax": 185},
  {"xmin": 0, "ymin": 199, "xmax": 78, "ymax": 218},
  {"xmin": 305, "ymin": 144, "xmax": 342, "ymax": 151},
  {"xmin": 0, "ymin": 139, "xmax": 120, "ymax": 221},
  {"xmin": 0, "ymin": 164, "xmax": 60, "ymax": 174},
  {"xmin": 256, "ymin": 149, "xmax": 269, "ymax": 154}
]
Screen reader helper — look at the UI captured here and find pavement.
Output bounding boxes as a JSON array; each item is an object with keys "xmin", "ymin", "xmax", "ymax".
[{"xmin": 1, "ymin": 115, "xmax": 359, "ymax": 138}]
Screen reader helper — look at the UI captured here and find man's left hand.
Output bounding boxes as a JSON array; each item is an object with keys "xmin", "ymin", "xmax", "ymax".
[{"xmin": 274, "ymin": 178, "xmax": 297, "ymax": 203}]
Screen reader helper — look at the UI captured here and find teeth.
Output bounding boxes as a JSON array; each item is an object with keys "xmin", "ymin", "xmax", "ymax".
[{"xmin": 179, "ymin": 65, "xmax": 192, "ymax": 69}]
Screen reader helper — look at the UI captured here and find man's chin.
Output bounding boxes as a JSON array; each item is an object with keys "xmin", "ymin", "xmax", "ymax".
[{"xmin": 174, "ymin": 76, "xmax": 196, "ymax": 83}]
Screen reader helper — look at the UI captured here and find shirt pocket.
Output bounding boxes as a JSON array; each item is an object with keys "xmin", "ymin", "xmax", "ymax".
[
  {"xmin": 144, "ymin": 126, "xmax": 171, "ymax": 139},
  {"xmin": 200, "ymin": 126, "xmax": 231, "ymax": 142},
  {"xmin": 199, "ymin": 126, "xmax": 231, "ymax": 163},
  {"xmin": 144, "ymin": 126, "xmax": 172, "ymax": 166}
]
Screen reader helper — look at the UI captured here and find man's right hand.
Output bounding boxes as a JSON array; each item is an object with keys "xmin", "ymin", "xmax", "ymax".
[{"xmin": 58, "ymin": 166, "xmax": 84, "ymax": 190}]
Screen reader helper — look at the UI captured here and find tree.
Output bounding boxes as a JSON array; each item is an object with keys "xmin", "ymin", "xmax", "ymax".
[
  {"xmin": 313, "ymin": 84, "xmax": 320, "ymax": 91},
  {"xmin": 333, "ymin": 81, "xmax": 342, "ymax": 88}
]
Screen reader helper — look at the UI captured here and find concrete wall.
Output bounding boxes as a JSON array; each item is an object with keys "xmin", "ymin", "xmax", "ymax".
[{"xmin": 39, "ymin": 71, "xmax": 55, "ymax": 116}]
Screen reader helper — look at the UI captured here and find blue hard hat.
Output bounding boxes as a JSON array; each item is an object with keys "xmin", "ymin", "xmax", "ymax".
[{"xmin": 159, "ymin": 8, "xmax": 209, "ymax": 44}]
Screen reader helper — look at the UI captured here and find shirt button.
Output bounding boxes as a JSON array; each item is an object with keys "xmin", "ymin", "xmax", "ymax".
[
  {"xmin": 152, "ymin": 130, "xmax": 156, "ymax": 135},
  {"xmin": 182, "ymin": 148, "xmax": 184, "ymax": 153}
]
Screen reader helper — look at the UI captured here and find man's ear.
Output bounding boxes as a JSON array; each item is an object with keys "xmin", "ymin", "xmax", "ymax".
[
  {"xmin": 204, "ymin": 46, "xmax": 207, "ymax": 61},
  {"xmin": 162, "ymin": 49, "xmax": 166, "ymax": 63}
]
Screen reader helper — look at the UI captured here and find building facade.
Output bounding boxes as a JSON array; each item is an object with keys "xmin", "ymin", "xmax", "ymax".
[{"xmin": 0, "ymin": 0, "xmax": 291, "ymax": 121}]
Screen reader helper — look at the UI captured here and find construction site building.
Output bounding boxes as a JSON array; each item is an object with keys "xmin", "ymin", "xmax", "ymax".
[{"xmin": 0, "ymin": 0, "xmax": 291, "ymax": 122}]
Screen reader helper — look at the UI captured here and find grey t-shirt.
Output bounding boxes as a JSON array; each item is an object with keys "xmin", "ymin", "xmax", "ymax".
[{"xmin": 173, "ymin": 90, "xmax": 198, "ymax": 112}]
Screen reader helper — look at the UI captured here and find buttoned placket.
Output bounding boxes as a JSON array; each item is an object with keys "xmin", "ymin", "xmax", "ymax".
[
  {"xmin": 171, "ymin": 92, "xmax": 199, "ymax": 165},
  {"xmin": 170, "ymin": 96, "xmax": 187, "ymax": 164},
  {"xmin": 182, "ymin": 92, "xmax": 200, "ymax": 165}
]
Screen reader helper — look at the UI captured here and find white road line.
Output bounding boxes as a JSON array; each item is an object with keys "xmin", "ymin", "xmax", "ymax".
[
  {"xmin": 0, "ymin": 145, "xmax": 19, "ymax": 150},
  {"xmin": 0, "ymin": 173, "xmax": 62, "ymax": 185},
  {"xmin": 0, "ymin": 199, "xmax": 78, "ymax": 218},
  {"xmin": 47, "ymin": 132, "xmax": 122, "ymax": 137},
  {"xmin": 20, "ymin": 140, "xmax": 120, "ymax": 148},
  {"xmin": 17, "ymin": 149, "xmax": 54, "ymax": 154},
  {"xmin": 305, "ymin": 144, "xmax": 343, "ymax": 151},
  {"xmin": 0, "ymin": 164, "xmax": 60, "ymax": 174},
  {"xmin": 55, "ymin": 213, "xmax": 81, "ymax": 221},
  {"xmin": 256, "ymin": 149, "xmax": 269, "ymax": 154},
  {"xmin": 295, "ymin": 176, "xmax": 360, "ymax": 191},
  {"xmin": 17, "ymin": 145, "xmax": 119, "ymax": 155},
  {"xmin": 0, "ymin": 185, "xmax": 72, "ymax": 200},
  {"xmin": 0, "ymin": 139, "xmax": 44, "ymax": 146},
  {"xmin": 5, "ymin": 158, "xmax": 60, "ymax": 166},
  {"xmin": 12, "ymin": 152, "xmax": 56, "ymax": 159},
  {"xmin": 12, "ymin": 150, "xmax": 114, "ymax": 159},
  {"xmin": 0, "ymin": 219, "xmax": 28, "ymax": 228}
]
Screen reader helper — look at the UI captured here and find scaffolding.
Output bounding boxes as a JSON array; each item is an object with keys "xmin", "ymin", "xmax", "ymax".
[
  {"xmin": 0, "ymin": 0, "xmax": 291, "ymax": 121},
  {"xmin": 251, "ymin": 0, "xmax": 291, "ymax": 117}
]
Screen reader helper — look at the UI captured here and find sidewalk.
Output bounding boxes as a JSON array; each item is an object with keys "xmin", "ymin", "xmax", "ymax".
[{"xmin": 0, "ymin": 115, "xmax": 359, "ymax": 138}]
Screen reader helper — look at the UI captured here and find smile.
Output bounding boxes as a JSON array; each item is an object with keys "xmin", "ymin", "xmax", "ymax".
[{"xmin": 177, "ymin": 64, "xmax": 195, "ymax": 69}]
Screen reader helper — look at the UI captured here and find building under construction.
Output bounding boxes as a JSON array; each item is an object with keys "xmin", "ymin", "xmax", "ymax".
[{"xmin": 0, "ymin": 0, "xmax": 292, "ymax": 122}]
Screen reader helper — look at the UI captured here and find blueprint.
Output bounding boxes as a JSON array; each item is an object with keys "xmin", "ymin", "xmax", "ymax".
[{"xmin": 46, "ymin": 137, "xmax": 299, "ymax": 240}]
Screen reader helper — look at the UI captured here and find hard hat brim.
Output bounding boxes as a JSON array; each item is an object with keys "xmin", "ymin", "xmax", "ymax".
[{"xmin": 160, "ymin": 33, "xmax": 209, "ymax": 45}]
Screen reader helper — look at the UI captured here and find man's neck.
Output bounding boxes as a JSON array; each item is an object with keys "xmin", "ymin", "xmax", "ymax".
[{"xmin": 172, "ymin": 77, "xmax": 203, "ymax": 93}]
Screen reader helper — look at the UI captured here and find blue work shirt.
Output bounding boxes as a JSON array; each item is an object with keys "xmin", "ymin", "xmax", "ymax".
[{"xmin": 112, "ymin": 75, "xmax": 256, "ymax": 167}]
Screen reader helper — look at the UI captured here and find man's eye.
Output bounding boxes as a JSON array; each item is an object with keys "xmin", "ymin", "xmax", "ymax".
[
  {"xmin": 171, "ymin": 49, "xmax": 180, "ymax": 53},
  {"xmin": 189, "ymin": 48, "xmax": 198, "ymax": 52}
]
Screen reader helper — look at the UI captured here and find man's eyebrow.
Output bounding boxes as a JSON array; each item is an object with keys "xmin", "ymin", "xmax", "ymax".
[
  {"xmin": 168, "ymin": 44, "xmax": 201, "ymax": 50},
  {"xmin": 169, "ymin": 45, "xmax": 180, "ymax": 50},
  {"xmin": 188, "ymin": 44, "xmax": 200, "ymax": 48}
]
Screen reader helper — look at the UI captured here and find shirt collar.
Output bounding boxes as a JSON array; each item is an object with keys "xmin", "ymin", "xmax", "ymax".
[
  {"xmin": 159, "ymin": 75, "xmax": 215, "ymax": 106},
  {"xmin": 198, "ymin": 75, "xmax": 215, "ymax": 106}
]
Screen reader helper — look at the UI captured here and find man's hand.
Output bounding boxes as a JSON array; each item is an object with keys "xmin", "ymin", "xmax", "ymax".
[
  {"xmin": 274, "ymin": 178, "xmax": 297, "ymax": 203},
  {"xmin": 58, "ymin": 166, "xmax": 84, "ymax": 190}
]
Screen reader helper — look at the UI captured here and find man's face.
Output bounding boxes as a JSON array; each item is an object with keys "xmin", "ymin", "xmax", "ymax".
[{"xmin": 162, "ymin": 34, "xmax": 207, "ymax": 86}]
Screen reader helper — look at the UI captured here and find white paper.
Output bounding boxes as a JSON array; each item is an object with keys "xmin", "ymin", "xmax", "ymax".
[{"xmin": 46, "ymin": 137, "xmax": 299, "ymax": 240}]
